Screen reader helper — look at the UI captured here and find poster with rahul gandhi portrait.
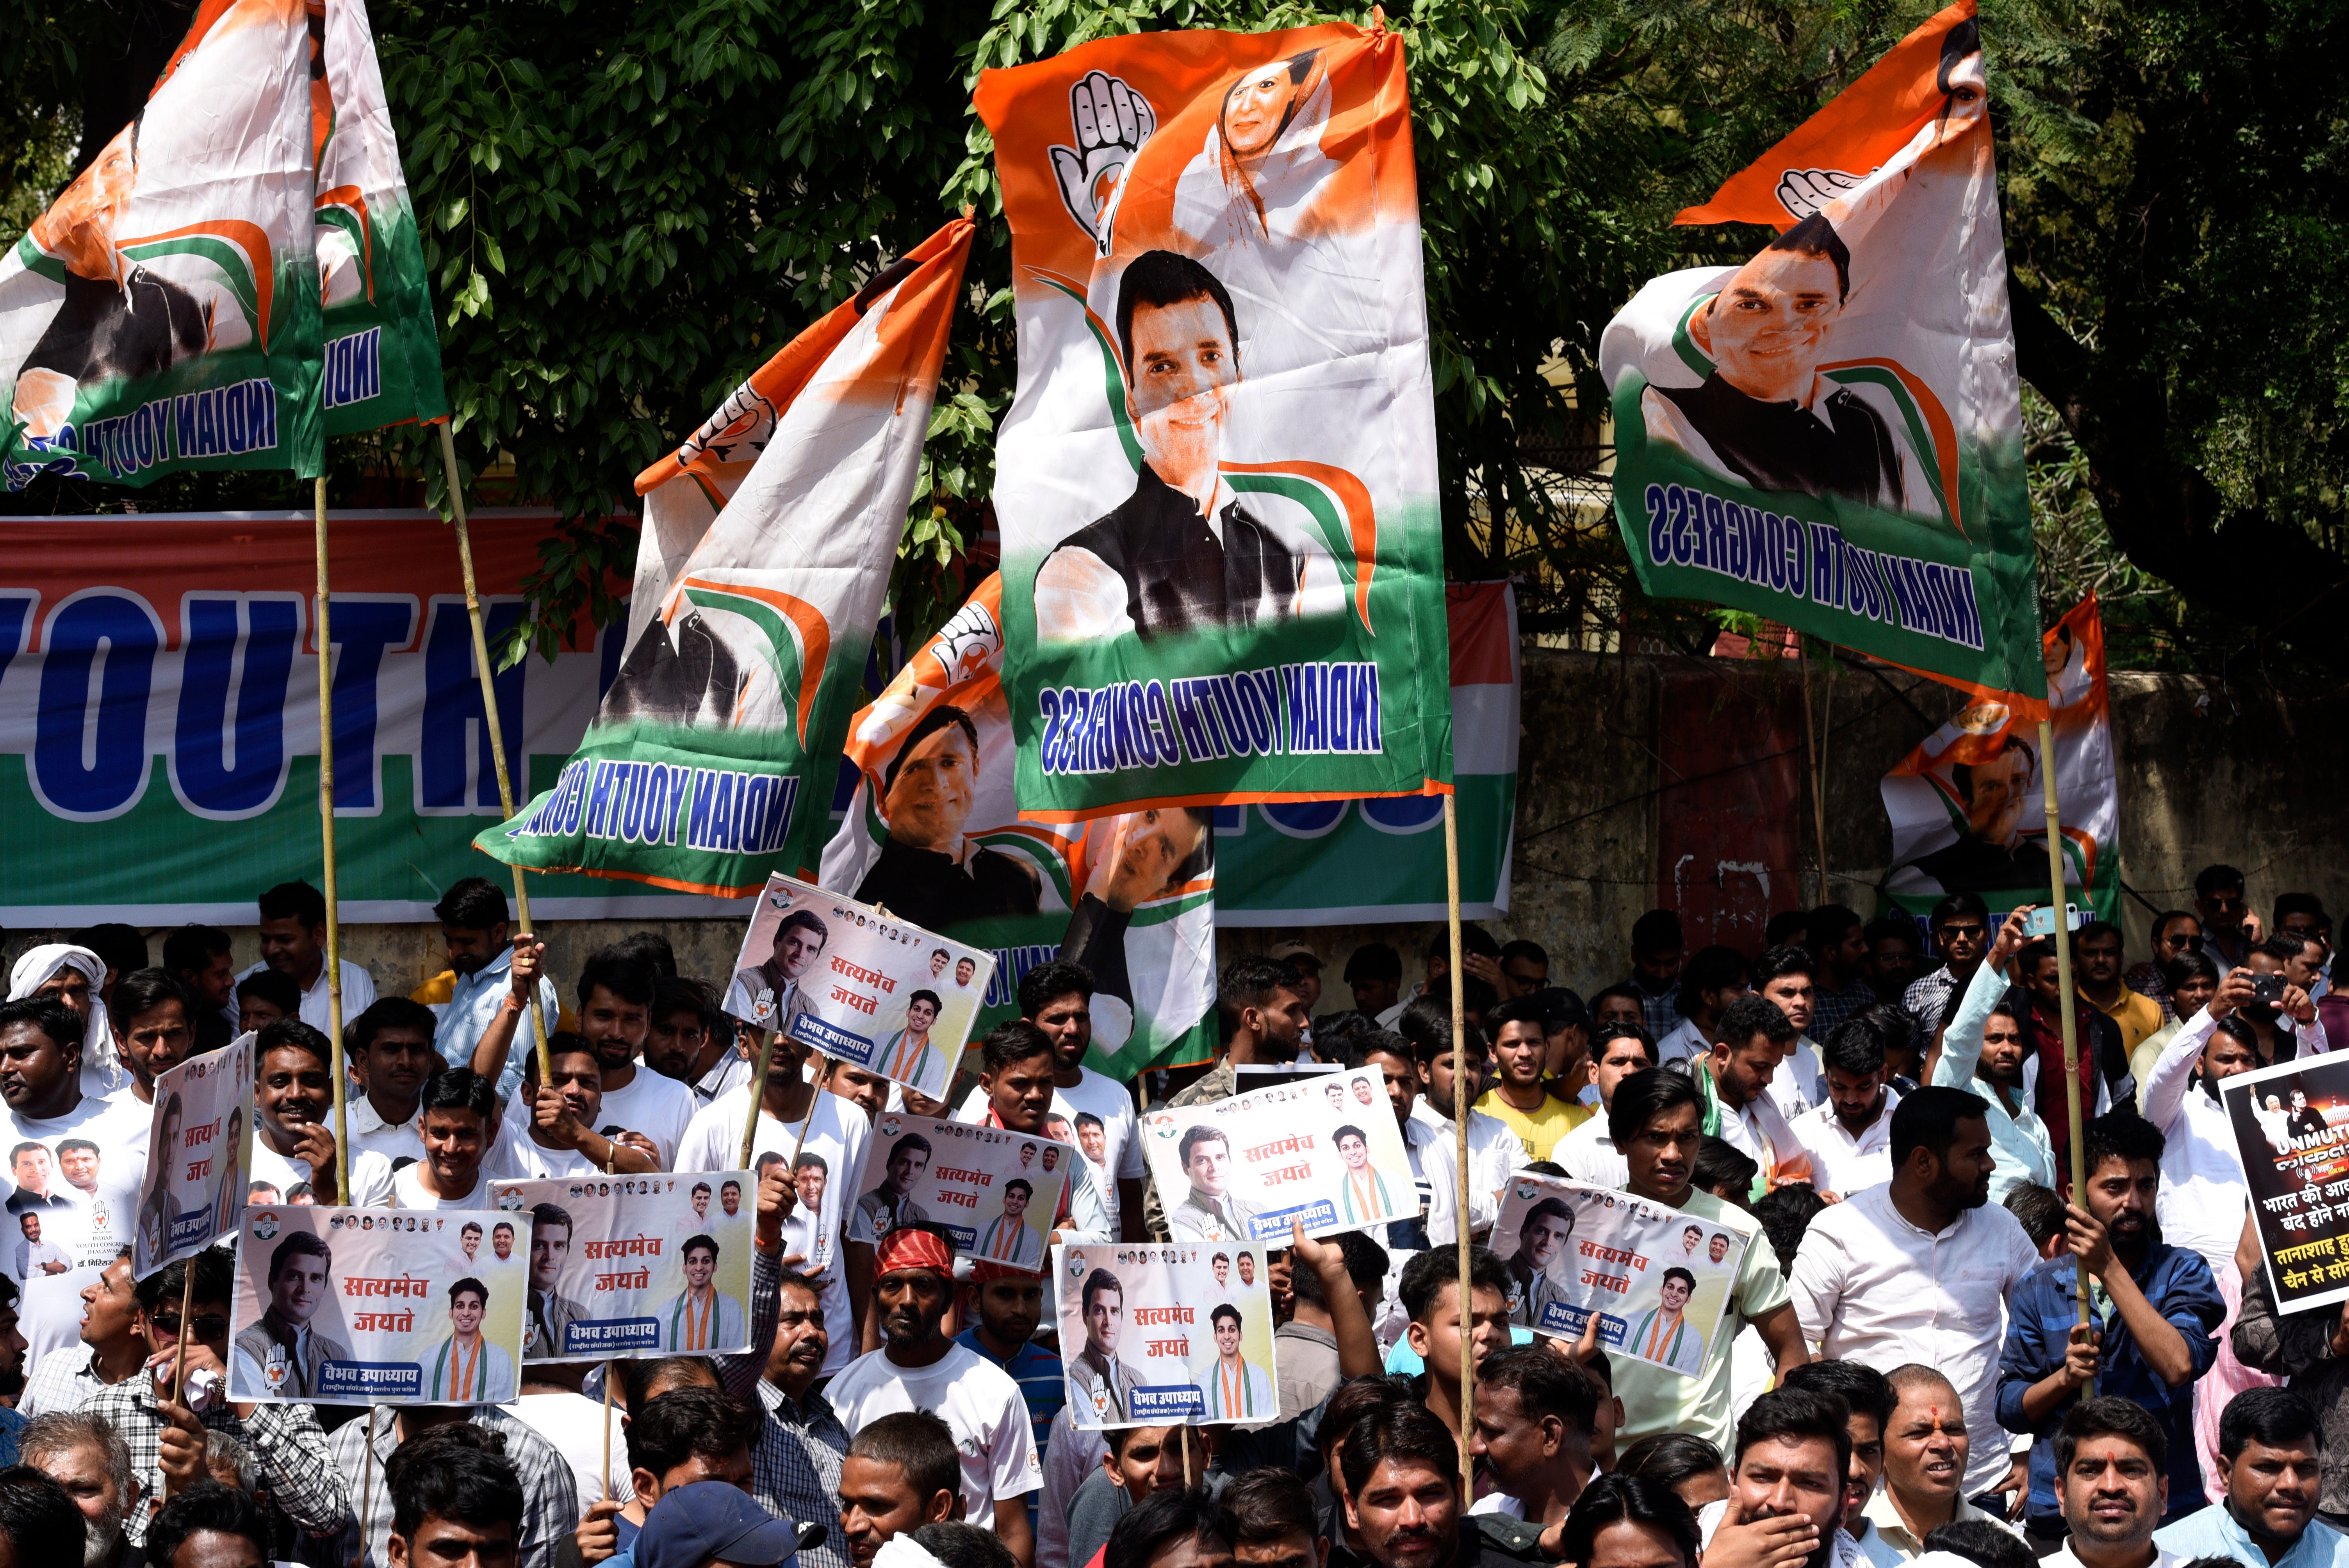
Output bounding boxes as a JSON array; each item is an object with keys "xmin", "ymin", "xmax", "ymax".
[
  {"xmin": 1057, "ymin": 1241, "xmax": 1278, "ymax": 1428},
  {"xmin": 133, "ymin": 1037, "xmax": 255, "ymax": 1278},
  {"xmin": 1136, "ymin": 1067, "xmax": 1415, "ymax": 1243},
  {"xmin": 847, "ymin": 1114, "xmax": 1076, "ymax": 1270},
  {"xmin": 974, "ymin": 21, "xmax": 1455, "ymax": 821}
]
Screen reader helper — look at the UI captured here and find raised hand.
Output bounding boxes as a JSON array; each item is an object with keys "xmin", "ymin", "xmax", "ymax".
[{"xmin": 1048, "ymin": 71, "xmax": 1155, "ymax": 254}]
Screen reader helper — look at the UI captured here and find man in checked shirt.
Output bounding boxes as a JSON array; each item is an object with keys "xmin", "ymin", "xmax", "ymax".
[{"xmin": 77, "ymin": 1249, "xmax": 348, "ymax": 1548}]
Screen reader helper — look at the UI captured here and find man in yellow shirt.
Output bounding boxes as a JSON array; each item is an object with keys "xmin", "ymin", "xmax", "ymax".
[
  {"xmin": 2075, "ymin": 920, "xmax": 2163, "ymax": 1057},
  {"xmin": 1474, "ymin": 996, "xmax": 1589, "ymax": 1161}
]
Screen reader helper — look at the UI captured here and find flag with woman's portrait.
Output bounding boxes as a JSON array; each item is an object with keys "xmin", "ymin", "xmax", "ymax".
[
  {"xmin": 1600, "ymin": 0, "xmax": 2045, "ymax": 702},
  {"xmin": 975, "ymin": 22, "xmax": 1454, "ymax": 820}
]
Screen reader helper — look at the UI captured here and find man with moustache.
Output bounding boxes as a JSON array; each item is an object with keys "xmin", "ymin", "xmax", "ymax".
[
  {"xmin": 1693, "ymin": 1388, "xmax": 1864, "ymax": 1568},
  {"xmin": 2043, "ymin": 1399, "xmax": 2185, "ymax": 1568},
  {"xmin": 1997, "ymin": 1114, "xmax": 2220, "ymax": 1538},
  {"xmin": 1789, "ymin": 1010, "xmax": 1905, "ymax": 1199},
  {"xmin": 1862, "ymin": 1365, "xmax": 2019, "ymax": 1557},
  {"xmin": 1932, "ymin": 907, "xmax": 2062, "ymax": 1200},
  {"xmin": 2154, "ymin": 1389, "xmax": 2349, "ymax": 1568}
]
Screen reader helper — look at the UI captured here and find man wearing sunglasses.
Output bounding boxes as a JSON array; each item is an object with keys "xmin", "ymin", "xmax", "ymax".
[
  {"xmin": 2193, "ymin": 864, "xmax": 2260, "ymax": 973},
  {"xmin": 79, "ymin": 1250, "xmax": 347, "ymax": 1549}
]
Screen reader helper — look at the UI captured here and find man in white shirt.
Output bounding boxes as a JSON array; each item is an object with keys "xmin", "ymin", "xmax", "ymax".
[
  {"xmin": 827, "ymin": 1225, "xmax": 1039, "ymax": 1566},
  {"xmin": 235, "ymin": 879, "xmax": 376, "ymax": 1033},
  {"xmin": 1790, "ymin": 1010, "xmax": 1905, "ymax": 1199},
  {"xmin": 1656, "ymin": 947, "xmax": 1751, "ymax": 1071},
  {"xmin": 2142, "ymin": 970, "xmax": 2292, "ymax": 1281},
  {"xmin": 1862, "ymin": 1365, "xmax": 2025, "ymax": 1558},
  {"xmin": 425, "ymin": 877, "xmax": 558, "ymax": 1103},
  {"xmin": 1399, "ymin": 997, "xmax": 1522, "ymax": 1239},
  {"xmin": 1933, "ymin": 911, "xmax": 2061, "ymax": 1201},
  {"xmin": 2042, "ymin": 1398, "xmax": 2185, "ymax": 1568},
  {"xmin": 508, "ymin": 1039, "xmax": 658, "ymax": 1179},
  {"xmin": 343, "ymin": 997, "xmax": 445, "ymax": 1166},
  {"xmin": 1691, "ymin": 995, "xmax": 1810, "ymax": 1189},
  {"xmin": 13, "ymin": 1214, "xmax": 68, "ymax": 1279},
  {"xmin": 351, "ymin": 1068, "xmax": 503, "ymax": 1208},
  {"xmin": 1792, "ymin": 1085, "xmax": 2044, "ymax": 1504},
  {"xmin": 481, "ymin": 948, "xmax": 690, "ymax": 1169},
  {"xmin": 955, "ymin": 960, "xmax": 1144, "ymax": 1240},
  {"xmin": 1753, "ymin": 944, "xmax": 1827, "ymax": 1119},
  {"xmin": 1557, "ymin": 1026, "xmax": 1655, "ymax": 1190},
  {"xmin": 0, "ymin": 995, "xmax": 153, "ymax": 1285}
]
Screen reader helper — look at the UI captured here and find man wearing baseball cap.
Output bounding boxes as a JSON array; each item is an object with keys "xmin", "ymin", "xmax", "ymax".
[{"xmin": 636, "ymin": 1479, "xmax": 802, "ymax": 1568}]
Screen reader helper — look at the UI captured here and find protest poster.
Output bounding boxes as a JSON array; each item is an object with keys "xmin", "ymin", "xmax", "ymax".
[
  {"xmin": 480, "ymin": 218, "xmax": 974, "ymax": 894},
  {"xmin": 722, "ymin": 874, "xmax": 994, "ymax": 1103},
  {"xmin": 974, "ymin": 22, "xmax": 1455, "ymax": 821},
  {"xmin": 2, "ymin": 0, "xmax": 322, "ymax": 490},
  {"xmin": 487, "ymin": 1173, "xmax": 757, "ymax": 1360},
  {"xmin": 133, "ymin": 1037, "xmax": 255, "ymax": 1277},
  {"xmin": 1491, "ymin": 1173, "xmax": 1746, "ymax": 1377},
  {"xmin": 1881, "ymin": 594, "xmax": 2119, "ymax": 919},
  {"xmin": 818, "ymin": 573, "xmax": 1219, "ymax": 1082},
  {"xmin": 227, "ymin": 1205, "xmax": 530, "ymax": 1405},
  {"xmin": 1137, "ymin": 1067, "xmax": 1415, "ymax": 1243},
  {"xmin": 1600, "ymin": 0, "xmax": 2047, "ymax": 704},
  {"xmin": 851, "ymin": 1114, "xmax": 1075, "ymax": 1269},
  {"xmin": 1057, "ymin": 1241, "xmax": 1279, "ymax": 1428},
  {"xmin": 2223, "ymin": 1055, "xmax": 2349, "ymax": 1314}
]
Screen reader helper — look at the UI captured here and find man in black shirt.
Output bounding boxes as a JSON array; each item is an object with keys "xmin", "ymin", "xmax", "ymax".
[{"xmin": 852, "ymin": 704, "xmax": 1040, "ymax": 929}]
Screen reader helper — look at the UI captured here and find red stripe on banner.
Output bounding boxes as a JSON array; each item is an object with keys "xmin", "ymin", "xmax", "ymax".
[{"xmin": 1445, "ymin": 583, "xmax": 1515, "ymax": 687}]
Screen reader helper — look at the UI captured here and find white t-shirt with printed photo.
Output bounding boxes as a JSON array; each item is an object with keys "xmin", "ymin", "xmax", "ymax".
[
  {"xmin": 594, "ymin": 1066, "xmax": 696, "ymax": 1169},
  {"xmin": 676, "ymin": 1083, "xmax": 870, "ymax": 1377},
  {"xmin": 0, "ymin": 1089, "xmax": 152, "ymax": 1285},
  {"xmin": 955, "ymin": 1066, "xmax": 1142, "ymax": 1228},
  {"xmin": 826, "ymin": 1341, "xmax": 1041, "ymax": 1527}
]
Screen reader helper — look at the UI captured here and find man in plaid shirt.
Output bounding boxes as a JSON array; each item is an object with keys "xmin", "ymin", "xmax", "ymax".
[
  {"xmin": 1901, "ymin": 893, "xmax": 1993, "ymax": 1057},
  {"xmin": 754, "ymin": 1269, "xmax": 850, "ymax": 1568},
  {"xmin": 329, "ymin": 1405, "xmax": 573, "ymax": 1568},
  {"xmin": 1622, "ymin": 909, "xmax": 1685, "ymax": 1039},
  {"xmin": 20, "ymin": 1249, "xmax": 144, "ymax": 1417},
  {"xmin": 78, "ymin": 1250, "xmax": 347, "ymax": 1547}
]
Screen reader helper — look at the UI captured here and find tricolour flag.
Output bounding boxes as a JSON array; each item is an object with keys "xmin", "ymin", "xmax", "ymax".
[
  {"xmin": 819, "ymin": 574, "xmax": 1218, "ymax": 1080},
  {"xmin": 974, "ymin": 21, "xmax": 1454, "ymax": 821},
  {"xmin": 1, "ymin": 0, "xmax": 324, "ymax": 489},
  {"xmin": 1600, "ymin": 0, "xmax": 2046, "ymax": 704},
  {"xmin": 478, "ymin": 216, "xmax": 975, "ymax": 894},
  {"xmin": 311, "ymin": 0, "xmax": 449, "ymax": 435}
]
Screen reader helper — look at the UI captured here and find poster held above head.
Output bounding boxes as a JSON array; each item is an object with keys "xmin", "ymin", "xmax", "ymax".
[
  {"xmin": 227, "ymin": 1205, "xmax": 531, "ymax": 1405},
  {"xmin": 723, "ymin": 875, "xmax": 994, "ymax": 1104},
  {"xmin": 848, "ymin": 1114, "xmax": 1074, "ymax": 1270},
  {"xmin": 1601, "ymin": 0, "xmax": 2046, "ymax": 705},
  {"xmin": 1491, "ymin": 1172, "xmax": 1746, "ymax": 1378},
  {"xmin": 2224, "ymin": 1055, "xmax": 2349, "ymax": 1316},
  {"xmin": 133, "ymin": 1037, "xmax": 256, "ymax": 1278},
  {"xmin": 818, "ymin": 574, "xmax": 1219, "ymax": 1081},
  {"xmin": 1057, "ymin": 1241, "xmax": 1278, "ymax": 1428},
  {"xmin": 974, "ymin": 21, "xmax": 1455, "ymax": 821},
  {"xmin": 487, "ymin": 1174, "xmax": 756, "ymax": 1360},
  {"xmin": 479, "ymin": 217, "xmax": 976, "ymax": 894},
  {"xmin": 1136, "ymin": 1068, "xmax": 1417, "ymax": 1243}
]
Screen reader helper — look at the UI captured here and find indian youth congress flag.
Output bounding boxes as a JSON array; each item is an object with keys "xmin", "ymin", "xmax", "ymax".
[
  {"xmin": 1, "ymin": 0, "xmax": 323, "ymax": 489},
  {"xmin": 819, "ymin": 574, "xmax": 1219, "ymax": 1080},
  {"xmin": 134, "ymin": 1037, "xmax": 255, "ymax": 1278},
  {"xmin": 1602, "ymin": 0, "xmax": 2045, "ymax": 701},
  {"xmin": 976, "ymin": 23, "xmax": 1453, "ymax": 819},
  {"xmin": 312, "ymin": 0, "xmax": 449, "ymax": 434},
  {"xmin": 481, "ymin": 217, "xmax": 973, "ymax": 893}
]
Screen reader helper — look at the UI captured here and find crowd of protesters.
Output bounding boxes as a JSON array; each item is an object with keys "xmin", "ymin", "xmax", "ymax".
[{"xmin": 0, "ymin": 862, "xmax": 2334, "ymax": 1568}]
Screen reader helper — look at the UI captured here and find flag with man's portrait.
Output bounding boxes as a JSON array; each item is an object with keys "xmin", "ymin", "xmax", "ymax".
[
  {"xmin": 818, "ymin": 573, "xmax": 1218, "ymax": 1081},
  {"xmin": 0, "ymin": 0, "xmax": 323, "ymax": 489},
  {"xmin": 478, "ymin": 217, "xmax": 974, "ymax": 894},
  {"xmin": 974, "ymin": 21, "xmax": 1454, "ymax": 821},
  {"xmin": 1600, "ymin": 0, "xmax": 2045, "ymax": 702}
]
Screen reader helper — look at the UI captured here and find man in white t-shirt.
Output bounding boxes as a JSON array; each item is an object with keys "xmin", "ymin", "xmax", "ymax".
[
  {"xmin": 0, "ymin": 995, "xmax": 152, "ymax": 1286},
  {"xmin": 1788, "ymin": 1011, "xmax": 1905, "ymax": 1200},
  {"xmin": 826, "ymin": 1225, "xmax": 1039, "ymax": 1566},
  {"xmin": 481, "ymin": 946, "xmax": 695, "ymax": 1170},
  {"xmin": 677, "ymin": 1033, "xmax": 871, "ymax": 1378},
  {"xmin": 250, "ymin": 1019, "xmax": 341, "ymax": 1200},
  {"xmin": 1556, "ymin": 1026, "xmax": 1657, "ymax": 1190},
  {"xmin": 234, "ymin": 879, "xmax": 378, "ymax": 1033},
  {"xmin": 506, "ymin": 1038, "xmax": 660, "ymax": 1180},
  {"xmin": 351, "ymin": 1069, "xmax": 502, "ymax": 1208},
  {"xmin": 955, "ymin": 959, "xmax": 1144, "ymax": 1238},
  {"xmin": 1656, "ymin": 947, "xmax": 1752, "ymax": 1071}
]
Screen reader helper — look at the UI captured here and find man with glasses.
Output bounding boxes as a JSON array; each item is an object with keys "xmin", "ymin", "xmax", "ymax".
[
  {"xmin": 1901, "ymin": 894, "xmax": 1991, "ymax": 1064},
  {"xmin": 2192, "ymin": 866, "xmax": 2259, "ymax": 973},
  {"xmin": 80, "ymin": 1249, "xmax": 347, "ymax": 1549},
  {"xmin": 2126, "ymin": 913, "xmax": 2207, "ymax": 1020}
]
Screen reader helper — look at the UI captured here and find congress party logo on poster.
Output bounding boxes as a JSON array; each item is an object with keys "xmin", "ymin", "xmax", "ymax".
[
  {"xmin": 488, "ymin": 1174, "xmax": 756, "ymax": 1360},
  {"xmin": 850, "ymin": 1115, "xmax": 1074, "ymax": 1269},
  {"xmin": 975, "ymin": 23, "xmax": 1454, "ymax": 820},
  {"xmin": 723, "ymin": 875, "xmax": 994, "ymax": 1103},
  {"xmin": 1137, "ymin": 1068, "xmax": 1416, "ymax": 1243},
  {"xmin": 228, "ymin": 1206, "xmax": 530, "ymax": 1405},
  {"xmin": 1492, "ymin": 1174, "xmax": 1745, "ymax": 1378},
  {"xmin": 134, "ymin": 1038, "xmax": 255, "ymax": 1277},
  {"xmin": 1057, "ymin": 1242, "xmax": 1278, "ymax": 1429}
]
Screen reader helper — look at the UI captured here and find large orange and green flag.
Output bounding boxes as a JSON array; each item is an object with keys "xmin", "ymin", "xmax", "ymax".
[
  {"xmin": 310, "ymin": 0, "xmax": 449, "ymax": 435},
  {"xmin": 477, "ymin": 217, "xmax": 976, "ymax": 895},
  {"xmin": 1601, "ymin": 0, "xmax": 2046, "ymax": 704},
  {"xmin": 1, "ymin": 0, "xmax": 323, "ymax": 488},
  {"xmin": 974, "ymin": 21, "xmax": 1454, "ymax": 821}
]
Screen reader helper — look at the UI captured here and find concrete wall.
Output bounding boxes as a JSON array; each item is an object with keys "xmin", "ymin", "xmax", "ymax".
[{"xmin": 11, "ymin": 652, "xmax": 2337, "ymax": 1021}]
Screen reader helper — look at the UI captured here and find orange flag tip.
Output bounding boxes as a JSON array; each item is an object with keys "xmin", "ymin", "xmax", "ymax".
[
  {"xmin": 962, "ymin": 203, "xmax": 975, "ymax": 222},
  {"xmin": 1369, "ymin": 5, "xmax": 1387, "ymax": 30}
]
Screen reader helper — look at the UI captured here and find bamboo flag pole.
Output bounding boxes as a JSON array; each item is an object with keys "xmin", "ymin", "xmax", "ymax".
[
  {"xmin": 1443, "ymin": 792, "xmax": 1473, "ymax": 1497},
  {"xmin": 2039, "ymin": 715, "xmax": 2094, "ymax": 1395},
  {"xmin": 315, "ymin": 477, "xmax": 350, "ymax": 1205},
  {"xmin": 437, "ymin": 423, "xmax": 552, "ymax": 1089}
]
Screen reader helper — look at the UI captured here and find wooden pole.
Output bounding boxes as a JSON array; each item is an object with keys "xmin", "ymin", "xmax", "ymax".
[
  {"xmin": 602, "ymin": 1369, "xmax": 615, "ymax": 1502},
  {"xmin": 1443, "ymin": 792, "xmax": 1473, "ymax": 1497},
  {"xmin": 315, "ymin": 477, "xmax": 350, "ymax": 1205},
  {"xmin": 741, "ymin": 1029, "xmax": 781, "ymax": 1171},
  {"xmin": 351, "ymin": 1409, "xmax": 376, "ymax": 1568},
  {"xmin": 2039, "ymin": 715, "xmax": 2092, "ymax": 1395},
  {"xmin": 169, "ymin": 1262, "xmax": 197, "ymax": 1407},
  {"xmin": 437, "ymin": 423, "xmax": 551, "ymax": 1089}
]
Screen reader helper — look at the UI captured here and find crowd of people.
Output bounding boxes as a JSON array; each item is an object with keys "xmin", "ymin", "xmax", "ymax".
[{"xmin": 0, "ymin": 862, "xmax": 2333, "ymax": 1568}]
